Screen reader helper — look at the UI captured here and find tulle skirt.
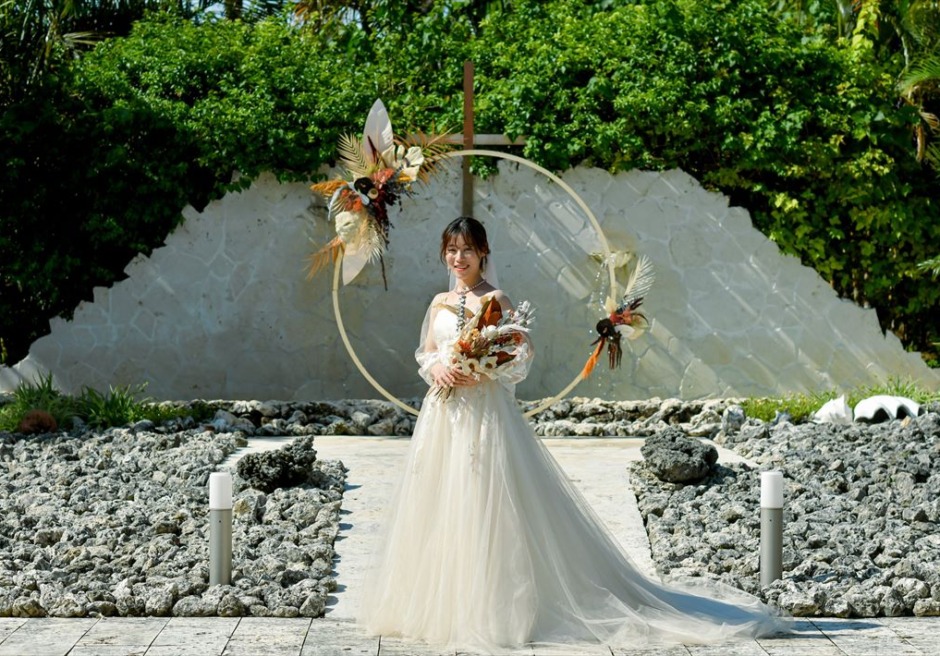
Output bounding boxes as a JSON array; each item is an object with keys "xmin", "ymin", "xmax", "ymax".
[{"xmin": 357, "ymin": 381, "xmax": 788, "ymax": 652}]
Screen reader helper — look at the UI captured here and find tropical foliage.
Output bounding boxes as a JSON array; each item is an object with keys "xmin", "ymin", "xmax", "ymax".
[{"xmin": 2, "ymin": 0, "xmax": 940, "ymax": 368}]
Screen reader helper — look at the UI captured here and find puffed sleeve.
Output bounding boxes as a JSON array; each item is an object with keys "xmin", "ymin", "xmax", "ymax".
[
  {"xmin": 415, "ymin": 294, "xmax": 445, "ymax": 386},
  {"xmin": 489, "ymin": 292, "xmax": 534, "ymax": 392}
]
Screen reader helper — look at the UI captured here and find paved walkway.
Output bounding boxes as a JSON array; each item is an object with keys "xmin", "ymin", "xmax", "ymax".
[{"xmin": 2, "ymin": 436, "xmax": 938, "ymax": 655}]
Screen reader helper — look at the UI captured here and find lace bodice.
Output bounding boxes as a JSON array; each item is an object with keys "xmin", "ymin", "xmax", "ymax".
[{"xmin": 431, "ymin": 307, "xmax": 461, "ymax": 352}]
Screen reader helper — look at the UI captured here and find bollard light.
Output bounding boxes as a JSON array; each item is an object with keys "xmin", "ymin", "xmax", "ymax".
[
  {"xmin": 208, "ymin": 472, "xmax": 233, "ymax": 586},
  {"xmin": 759, "ymin": 471, "xmax": 783, "ymax": 587}
]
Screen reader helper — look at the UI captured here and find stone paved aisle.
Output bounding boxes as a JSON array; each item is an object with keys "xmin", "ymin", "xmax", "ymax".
[{"xmin": 2, "ymin": 436, "xmax": 938, "ymax": 655}]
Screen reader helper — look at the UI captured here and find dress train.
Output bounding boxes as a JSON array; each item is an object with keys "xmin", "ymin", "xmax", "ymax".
[{"xmin": 357, "ymin": 381, "xmax": 787, "ymax": 651}]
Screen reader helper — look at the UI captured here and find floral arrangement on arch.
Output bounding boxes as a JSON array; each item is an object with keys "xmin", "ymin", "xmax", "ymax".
[
  {"xmin": 581, "ymin": 254, "xmax": 655, "ymax": 379},
  {"xmin": 307, "ymin": 99, "xmax": 451, "ymax": 289}
]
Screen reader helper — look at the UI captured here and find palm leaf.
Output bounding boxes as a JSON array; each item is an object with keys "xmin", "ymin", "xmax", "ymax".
[
  {"xmin": 917, "ymin": 254, "xmax": 940, "ymax": 278},
  {"xmin": 898, "ymin": 54, "xmax": 940, "ymax": 98},
  {"xmin": 337, "ymin": 134, "xmax": 372, "ymax": 177},
  {"xmin": 306, "ymin": 236, "xmax": 344, "ymax": 280},
  {"xmin": 356, "ymin": 217, "xmax": 386, "ymax": 264},
  {"xmin": 923, "ymin": 140, "xmax": 940, "ymax": 174},
  {"xmin": 921, "ymin": 110, "xmax": 940, "ymax": 131},
  {"xmin": 311, "ymin": 178, "xmax": 347, "ymax": 198}
]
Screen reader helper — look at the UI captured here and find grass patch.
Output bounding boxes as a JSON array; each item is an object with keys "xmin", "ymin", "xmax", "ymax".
[
  {"xmin": 0, "ymin": 376, "xmax": 211, "ymax": 434},
  {"xmin": 0, "ymin": 372, "xmax": 78, "ymax": 432},
  {"xmin": 77, "ymin": 383, "xmax": 152, "ymax": 429},
  {"xmin": 741, "ymin": 378, "xmax": 940, "ymax": 423}
]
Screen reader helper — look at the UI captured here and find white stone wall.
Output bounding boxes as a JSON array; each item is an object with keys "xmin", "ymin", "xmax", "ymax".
[{"xmin": 2, "ymin": 164, "xmax": 937, "ymax": 401}]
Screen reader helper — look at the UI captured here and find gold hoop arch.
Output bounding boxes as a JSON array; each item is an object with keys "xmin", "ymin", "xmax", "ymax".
[{"xmin": 331, "ymin": 148, "xmax": 618, "ymax": 419}]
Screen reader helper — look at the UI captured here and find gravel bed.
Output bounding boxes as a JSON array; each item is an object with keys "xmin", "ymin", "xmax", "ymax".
[
  {"xmin": 631, "ymin": 405, "xmax": 940, "ymax": 618},
  {"xmin": 4, "ymin": 395, "xmax": 939, "ymax": 620},
  {"xmin": 0, "ymin": 424, "xmax": 345, "ymax": 618}
]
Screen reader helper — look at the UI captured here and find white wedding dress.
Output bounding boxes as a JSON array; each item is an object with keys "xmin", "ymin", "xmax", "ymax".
[{"xmin": 358, "ymin": 302, "xmax": 787, "ymax": 652}]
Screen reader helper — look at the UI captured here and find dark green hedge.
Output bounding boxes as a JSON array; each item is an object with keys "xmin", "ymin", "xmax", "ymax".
[{"xmin": 2, "ymin": 0, "xmax": 938, "ymax": 367}]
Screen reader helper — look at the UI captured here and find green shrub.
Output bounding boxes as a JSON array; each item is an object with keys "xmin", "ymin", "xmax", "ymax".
[
  {"xmin": 76, "ymin": 383, "xmax": 153, "ymax": 429},
  {"xmin": 0, "ymin": 373, "xmax": 78, "ymax": 432}
]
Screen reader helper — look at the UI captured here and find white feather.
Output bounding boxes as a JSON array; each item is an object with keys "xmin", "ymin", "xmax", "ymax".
[{"xmin": 622, "ymin": 254, "xmax": 655, "ymax": 306}]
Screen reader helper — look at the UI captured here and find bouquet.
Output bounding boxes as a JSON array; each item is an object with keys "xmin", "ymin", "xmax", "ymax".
[{"xmin": 436, "ymin": 296, "xmax": 535, "ymax": 399}]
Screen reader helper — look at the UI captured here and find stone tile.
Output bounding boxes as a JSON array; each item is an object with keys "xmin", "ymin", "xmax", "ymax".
[
  {"xmin": 0, "ymin": 618, "xmax": 97, "ymax": 656},
  {"xmin": 0, "ymin": 619, "xmax": 27, "ymax": 643},
  {"xmin": 529, "ymin": 642, "xmax": 611, "ymax": 655},
  {"xmin": 0, "ymin": 642, "xmax": 76, "ymax": 656},
  {"xmin": 223, "ymin": 644, "xmax": 304, "ymax": 656},
  {"xmin": 377, "ymin": 635, "xmax": 454, "ymax": 655},
  {"xmin": 68, "ymin": 647, "xmax": 149, "ymax": 656},
  {"xmin": 758, "ymin": 619, "xmax": 843, "ymax": 655},
  {"xmin": 759, "ymin": 636, "xmax": 843, "ymax": 656},
  {"xmin": 77, "ymin": 618, "xmax": 169, "ymax": 646},
  {"xmin": 611, "ymin": 647, "xmax": 690, "ymax": 656},
  {"xmin": 223, "ymin": 617, "xmax": 310, "ymax": 655},
  {"xmin": 150, "ymin": 617, "xmax": 239, "ymax": 650},
  {"xmin": 873, "ymin": 617, "xmax": 938, "ymax": 655},
  {"xmin": 811, "ymin": 619, "xmax": 924, "ymax": 656},
  {"xmin": 147, "ymin": 645, "xmax": 227, "ymax": 656},
  {"xmin": 300, "ymin": 619, "xmax": 379, "ymax": 656},
  {"xmin": 687, "ymin": 641, "xmax": 767, "ymax": 656}
]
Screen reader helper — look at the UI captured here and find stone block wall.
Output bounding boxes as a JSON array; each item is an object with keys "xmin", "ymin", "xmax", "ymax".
[{"xmin": 2, "ymin": 163, "xmax": 937, "ymax": 401}]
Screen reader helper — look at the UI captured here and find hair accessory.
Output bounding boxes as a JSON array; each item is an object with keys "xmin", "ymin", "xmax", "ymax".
[{"xmin": 307, "ymin": 99, "xmax": 451, "ymax": 289}]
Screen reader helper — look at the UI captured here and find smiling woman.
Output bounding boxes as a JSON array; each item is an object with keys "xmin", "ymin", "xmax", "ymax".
[{"xmin": 356, "ymin": 215, "xmax": 791, "ymax": 652}]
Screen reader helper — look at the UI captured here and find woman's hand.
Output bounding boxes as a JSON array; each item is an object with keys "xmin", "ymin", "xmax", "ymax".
[{"xmin": 431, "ymin": 363, "xmax": 479, "ymax": 387}]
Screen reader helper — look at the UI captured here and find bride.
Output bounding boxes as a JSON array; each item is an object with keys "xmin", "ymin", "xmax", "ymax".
[{"xmin": 358, "ymin": 216, "xmax": 788, "ymax": 652}]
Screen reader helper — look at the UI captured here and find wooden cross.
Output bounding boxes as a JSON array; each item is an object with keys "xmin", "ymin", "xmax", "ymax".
[{"xmin": 451, "ymin": 60, "xmax": 527, "ymax": 216}]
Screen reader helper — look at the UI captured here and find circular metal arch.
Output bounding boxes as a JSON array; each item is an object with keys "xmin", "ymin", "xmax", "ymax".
[{"xmin": 331, "ymin": 148, "xmax": 617, "ymax": 418}]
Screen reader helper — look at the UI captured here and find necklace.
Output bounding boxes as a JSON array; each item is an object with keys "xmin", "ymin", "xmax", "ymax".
[{"xmin": 455, "ymin": 278, "xmax": 486, "ymax": 332}]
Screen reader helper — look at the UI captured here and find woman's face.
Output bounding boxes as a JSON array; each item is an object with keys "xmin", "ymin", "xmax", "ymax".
[{"xmin": 445, "ymin": 235, "xmax": 484, "ymax": 285}]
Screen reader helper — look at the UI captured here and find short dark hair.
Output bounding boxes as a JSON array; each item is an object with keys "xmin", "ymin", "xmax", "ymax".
[{"xmin": 439, "ymin": 216, "xmax": 490, "ymax": 269}]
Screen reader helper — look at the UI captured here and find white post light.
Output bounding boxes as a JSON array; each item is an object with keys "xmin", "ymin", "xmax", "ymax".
[
  {"xmin": 760, "ymin": 471, "xmax": 784, "ymax": 587},
  {"xmin": 209, "ymin": 472, "xmax": 233, "ymax": 586}
]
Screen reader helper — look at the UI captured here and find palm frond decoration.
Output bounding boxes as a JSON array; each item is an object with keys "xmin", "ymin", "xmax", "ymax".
[
  {"xmin": 306, "ymin": 236, "xmax": 345, "ymax": 280},
  {"xmin": 311, "ymin": 178, "xmax": 348, "ymax": 197},
  {"xmin": 336, "ymin": 134, "xmax": 371, "ymax": 178},
  {"xmin": 349, "ymin": 212, "xmax": 384, "ymax": 263}
]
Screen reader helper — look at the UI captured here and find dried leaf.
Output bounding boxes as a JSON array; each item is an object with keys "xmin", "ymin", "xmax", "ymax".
[
  {"xmin": 337, "ymin": 134, "xmax": 372, "ymax": 177},
  {"xmin": 306, "ymin": 237, "xmax": 345, "ymax": 280},
  {"xmin": 311, "ymin": 179, "xmax": 347, "ymax": 198}
]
